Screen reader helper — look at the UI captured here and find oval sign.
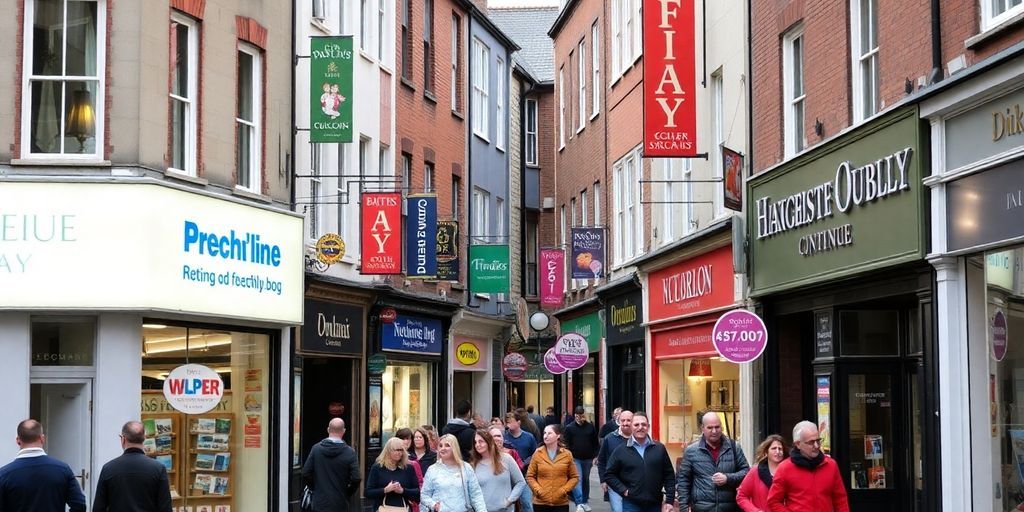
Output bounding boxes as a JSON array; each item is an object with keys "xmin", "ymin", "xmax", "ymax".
[
  {"xmin": 712, "ymin": 309, "xmax": 768, "ymax": 363},
  {"xmin": 162, "ymin": 364, "xmax": 224, "ymax": 414},
  {"xmin": 368, "ymin": 353, "xmax": 388, "ymax": 374},
  {"xmin": 502, "ymin": 352, "xmax": 528, "ymax": 381},
  {"xmin": 544, "ymin": 347, "xmax": 567, "ymax": 374},
  {"xmin": 554, "ymin": 332, "xmax": 588, "ymax": 370},
  {"xmin": 316, "ymin": 233, "xmax": 346, "ymax": 264},
  {"xmin": 380, "ymin": 308, "xmax": 397, "ymax": 323},
  {"xmin": 993, "ymin": 309, "xmax": 1008, "ymax": 362},
  {"xmin": 456, "ymin": 342, "xmax": 481, "ymax": 365}
]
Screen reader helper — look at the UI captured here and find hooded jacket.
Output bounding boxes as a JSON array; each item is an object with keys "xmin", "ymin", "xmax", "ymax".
[
  {"xmin": 302, "ymin": 439, "xmax": 361, "ymax": 512},
  {"xmin": 676, "ymin": 436, "xmax": 749, "ymax": 512},
  {"xmin": 442, "ymin": 419, "xmax": 477, "ymax": 461}
]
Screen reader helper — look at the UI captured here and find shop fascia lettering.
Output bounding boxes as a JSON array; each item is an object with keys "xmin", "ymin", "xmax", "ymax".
[
  {"xmin": 317, "ymin": 313, "xmax": 351, "ymax": 345},
  {"xmin": 611, "ymin": 301, "xmax": 637, "ymax": 326},
  {"xmin": 756, "ymin": 147, "xmax": 913, "ymax": 240},
  {"xmin": 661, "ymin": 264, "xmax": 713, "ymax": 305},
  {"xmin": 0, "ymin": 214, "xmax": 76, "ymax": 273}
]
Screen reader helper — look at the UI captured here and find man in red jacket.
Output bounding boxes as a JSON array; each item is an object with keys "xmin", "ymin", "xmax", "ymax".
[{"xmin": 766, "ymin": 421, "xmax": 848, "ymax": 512}]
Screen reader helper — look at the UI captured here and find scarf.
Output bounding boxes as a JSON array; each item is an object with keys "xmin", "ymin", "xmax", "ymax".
[
  {"xmin": 789, "ymin": 447, "xmax": 824, "ymax": 469},
  {"xmin": 757, "ymin": 461, "xmax": 773, "ymax": 488}
]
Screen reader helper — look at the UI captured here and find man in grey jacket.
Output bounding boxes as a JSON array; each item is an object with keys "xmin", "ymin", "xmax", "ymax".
[{"xmin": 675, "ymin": 412, "xmax": 749, "ymax": 512}]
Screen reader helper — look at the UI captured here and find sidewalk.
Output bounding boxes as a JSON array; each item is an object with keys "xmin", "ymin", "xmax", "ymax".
[{"xmin": 579, "ymin": 468, "xmax": 611, "ymax": 512}]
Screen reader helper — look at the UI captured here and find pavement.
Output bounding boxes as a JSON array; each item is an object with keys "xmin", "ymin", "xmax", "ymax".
[{"xmin": 577, "ymin": 468, "xmax": 612, "ymax": 512}]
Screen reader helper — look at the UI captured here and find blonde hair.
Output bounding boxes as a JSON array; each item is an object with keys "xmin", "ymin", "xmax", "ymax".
[
  {"xmin": 375, "ymin": 437, "xmax": 410, "ymax": 470},
  {"xmin": 438, "ymin": 434, "xmax": 465, "ymax": 466}
]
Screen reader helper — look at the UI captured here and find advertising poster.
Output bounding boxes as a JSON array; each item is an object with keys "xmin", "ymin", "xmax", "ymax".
[
  {"xmin": 816, "ymin": 376, "xmax": 831, "ymax": 454},
  {"xmin": 1010, "ymin": 429, "xmax": 1024, "ymax": 488},
  {"xmin": 643, "ymin": 0, "xmax": 696, "ymax": 157},
  {"xmin": 468, "ymin": 245, "xmax": 510, "ymax": 293},
  {"xmin": 360, "ymin": 192, "xmax": 402, "ymax": 274},
  {"xmin": 368, "ymin": 375, "xmax": 382, "ymax": 450},
  {"xmin": 436, "ymin": 221, "xmax": 460, "ymax": 281},
  {"xmin": 539, "ymin": 249, "xmax": 565, "ymax": 307},
  {"xmin": 570, "ymin": 228, "xmax": 605, "ymax": 279},
  {"xmin": 722, "ymin": 145, "xmax": 743, "ymax": 211},
  {"xmin": 406, "ymin": 195, "xmax": 438, "ymax": 278},
  {"xmin": 310, "ymin": 36, "xmax": 353, "ymax": 143}
]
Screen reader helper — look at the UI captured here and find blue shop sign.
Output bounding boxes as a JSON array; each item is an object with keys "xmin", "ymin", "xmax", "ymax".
[{"xmin": 382, "ymin": 315, "xmax": 442, "ymax": 355}]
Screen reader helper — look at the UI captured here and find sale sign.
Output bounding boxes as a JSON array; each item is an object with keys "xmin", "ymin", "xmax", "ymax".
[
  {"xmin": 361, "ymin": 192, "xmax": 402, "ymax": 274},
  {"xmin": 539, "ymin": 249, "xmax": 565, "ymax": 307},
  {"xmin": 712, "ymin": 309, "xmax": 768, "ymax": 363},
  {"xmin": 554, "ymin": 332, "xmax": 589, "ymax": 370},
  {"xmin": 643, "ymin": 0, "xmax": 697, "ymax": 157},
  {"xmin": 544, "ymin": 347, "xmax": 567, "ymax": 374},
  {"xmin": 163, "ymin": 364, "xmax": 224, "ymax": 414}
]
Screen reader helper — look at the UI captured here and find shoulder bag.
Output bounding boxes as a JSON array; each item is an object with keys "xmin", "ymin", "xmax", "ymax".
[{"xmin": 459, "ymin": 462, "xmax": 473, "ymax": 512}]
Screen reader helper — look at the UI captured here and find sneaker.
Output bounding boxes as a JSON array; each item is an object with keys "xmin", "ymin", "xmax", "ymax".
[
  {"xmin": 576, "ymin": 505, "xmax": 585, "ymax": 512},
  {"xmin": 582, "ymin": 505, "xmax": 592, "ymax": 512}
]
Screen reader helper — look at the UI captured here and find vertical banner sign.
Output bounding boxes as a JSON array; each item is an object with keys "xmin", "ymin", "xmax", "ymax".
[
  {"xmin": 468, "ymin": 245, "xmax": 510, "ymax": 293},
  {"xmin": 360, "ymin": 192, "xmax": 402, "ymax": 274},
  {"xmin": 436, "ymin": 221, "xmax": 460, "ymax": 281},
  {"xmin": 722, "ymin": 145, "xmax": 743, "ymax": 211},
  {"xmin": 310, "ymin": 36, "xmax": 354, "ymax": 143},
  {"xmin": 406, "ymin": 195, "xmax": 438, "ymax": 278},
  {"xmin": 539, "ymin": 249, "xmax": 565, "ymax": 307},
  {"xmin": 570, "ymin": 228, "xmax": 605, "ymax": 279},
  {"xmin": 643, "ymin": 0, "xmax": 696, "ymax": 157}
]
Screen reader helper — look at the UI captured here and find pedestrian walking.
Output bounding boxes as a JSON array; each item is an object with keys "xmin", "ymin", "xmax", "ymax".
[
  {"xmin": 92, "ymin": 421, "xmax": 172, "ymax": 512},
  {"xmin": 736, "ymin": 435, "xmax": 787, "ymax": 512},
  {"xmin": 422, "ymin": 425, "xmax": 441, "ymax": 451},
  {"xmin": 598, "ymin": 408, "xmax": 623, "ymax": 440},
  {"xmin": 564, "ymin": 406, "xmax": 600, "ymax": 512},
  {"xmin": 675, "ymin": 412, "xmax": 750, "ymax": 512},
  {"xmin": 766, "ymin": 421, "xmax": 849, "ymax": 512},
  {"xmin": 395, "ymin": 428, "xmax": 425, "ymax": 489},
  {"xmin": 302, "ymin": 418, "xmax": 362, "ymax": 512},
  {"xmin": 505, "ymin": 411, "xmax": 539, "ymax": 466},
  {"xmin": 517, "ymin": 408, "xmax": 543, "ymax": 445},
  {"xmin": 527, "ymin": 406, "xmax": 546, "ymax": 431},
  {"xmin": 420, "ymin": 434, "xmax": 488, "ymax": 512},
  {"xmin": 443, "ymin": 400, "xmax": 478, "ymax": 461},
  {"xmin": 489, "ymin": 426, "xmax": 533, "ymax": 512},
  {"xmin": 0, "ymin": 419, "xmax": 86, "ymax": 512},
  {"xmin": 411, "ymin": 427, "xmax": 439, "ymax": 473},
  {"xmin": 604, "ymin": 412, "xmax": 675, "ymax": 512},
  {"xmin": 471, "ymin": 429, "xmax": 526, "ymax": 512},
  {"xmin": 366, "ymin": 437, "xmax": 420, "ymax": 512},
  {"xmin": 525, "ymin": 424, "xmax": 579, "ymax": 512},
  {"xmin": 597, "ymin": 410, "xmax": 634, "ymax": 512},
  {"xmin": 543, "ymin": 408, "xmax": 559, "ymax": 430}
]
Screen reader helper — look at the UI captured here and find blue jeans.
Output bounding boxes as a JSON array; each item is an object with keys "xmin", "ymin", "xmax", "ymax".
[
  {"xmin": 571, "ymin": 459, "xmax": 594, "ymax": 505},
  {"xmin": 621, "ymin": 499, "xmax": 660, "ymax": 512},
  {"xmin": 608, "ymin": 489, "xmax": 623, "ymax": 512},
  {"xmin": 520, "ymin": 480, "xmax": 534, "ymax": 512}
]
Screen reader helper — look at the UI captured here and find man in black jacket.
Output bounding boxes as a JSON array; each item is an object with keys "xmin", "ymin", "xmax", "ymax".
[
  {"xmin": 675, "ymin": 412, "xmax": 749, "ymax": 512},
  {"xmin": 605, "ymin": 412, "xmax": 675, "ymax": 512},
  {"xmin": 92, "ymin": 421, "xmax": 172, "ymax": 512},
  {"xmin": 564, "ymin": 406, "xmax": 600, "ymax": 512},
  {"xmin": 302, "ymin": 418, "xmax": 361, "ymax": 512},
  {"xmin": 441, "ymin": 399, "xmax": 477, "ymax": 460}
]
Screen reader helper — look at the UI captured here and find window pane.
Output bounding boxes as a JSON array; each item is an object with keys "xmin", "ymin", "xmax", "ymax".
[
  {"xmin": 792, "ymin": 37, "xmax": 803, "ymax": 97},
  {"xmin": 64, "ymin": 79, "xmax": 98, "ymax": 154},
  {"xmin": 794, "ymin": 99, "xmax": 805, "ymax": 152},
  {"xmin": 31, "ymin": 319, "xmax": 95, "ymax": 366},
  {"xmin": 33, "ymin": 0, "xmax": 64, "ymax": 76},
  {"xmin": 30, "ymin": 80, "xmax": 63, "ymax": 153},
  {"xmin": 847, "ymin": 373, "xmax": 893, "ymax": 490},
  {"xmin": 65, "ymin": 0, "xmax": 98, "ymax": 77},
  {"xmin": 171, "ymin": 98, "xmax": 186, "ymax": 169},
  {"xmin": 840, "ymin": 310, "xmax": 900, "ymax": 356},
  {"xmin": 172, "ymin": 22, "xmax": 189, "ymax": 98},
  {"xmin": 237, "ymin": 123, "xmax": 252, "ymax": 188},
  {"xmin": 237, "ymin": 52, "xmax": 254, "ymax": 122}
]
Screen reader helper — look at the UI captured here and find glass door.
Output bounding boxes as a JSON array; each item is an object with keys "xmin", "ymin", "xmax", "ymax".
[{"xmin": 840, "ymin": 365, "xmax": 903, "ymax": 511}]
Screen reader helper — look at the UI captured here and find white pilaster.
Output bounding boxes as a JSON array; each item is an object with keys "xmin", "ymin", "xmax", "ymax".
[
  {"xmin": 0, "ymin": 313, "xmax": 31, "ymax": 463},
  {"xmin": 92, "ymin": 314, "xmax": 142, "ymax": 488}
]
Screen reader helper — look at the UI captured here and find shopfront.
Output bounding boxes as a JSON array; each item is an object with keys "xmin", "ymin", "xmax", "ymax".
[
  {"xmin": 450, "ymin": 309, "xmax": 508, "ymax": 418},
  {"xmin": 599, "ymin": 277, "xmax": 645, "ymax": 426},
  {"xmin": 0, "ymin": 180, "xmax": 303, "ymax": 511},
  {"xmin": 749, "ymin": 106, "xmax": 935, "ymax": 512},
  {"xmin": 643, "ymin": 242, "xmax": 739, "ymax": 462},
  {"xmin": 558, "ymin": 310, "xmax": 602, "ymax": 422},
  {"xmin": 921, "ymin": 62, "xmax": 1024, "ymax": 511}
]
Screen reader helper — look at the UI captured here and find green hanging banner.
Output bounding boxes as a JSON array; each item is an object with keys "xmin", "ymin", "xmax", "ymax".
[
  {"xmin": 310, "ymin": 36, "xmax": 353, "ymax": 143},
  {"xmin": 468, "ymin": 245, "xmax": 510, "ymax": 293}
]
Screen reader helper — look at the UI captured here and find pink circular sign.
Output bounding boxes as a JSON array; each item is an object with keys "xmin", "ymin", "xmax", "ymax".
[
  {"xmin": 712, "ymin": 309, "xmax": 768, "ymax": 364},
  {"xmin": 554, "ymin": 333, "xmax": 589, "ymax": 370},
  {"xmin": 993, "ymin": 309, "xmax": 1008, "ymax": 362},
  {"xmin": 502, "ymin": 352, "xmax": 529, "ymax": 381},
  {"xmin": 544, "ymin": 347, "xmax": 567, "ymax": 374}
]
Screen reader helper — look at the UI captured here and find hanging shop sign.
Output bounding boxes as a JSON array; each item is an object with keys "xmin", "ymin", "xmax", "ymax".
[
  {"xmin": 310, "ymin": 36, "xmax": 354, "ymax": 143},
  {"xmin": 436, "ymin": 221, "xmax": 460, "ymax": 281},
  {"xmin": 643, "ymin": 0, "xmax": 696, "ymax": 157},
  {"xmin": 502, "ymin": 352, "xmax": 528, "ymax": 381},
  {"xmin": 406, "ymin": 195, "xmax": 438, "ymax": 278},
  {"xmin": 302, "ymin": 299, "xmax": 363, "ymax": 355},
  {"xmin": 748, "ymin": 107, "xmax": 925, "ymax": 295},
  {"xmin": 453, "ymin": 338, "xmax": 488, "ymax": 371},
  {"xmin": 570, "ymin": 228, "xmax": 605, "ymax": 279},
  {"xmin": 382, "ymin": 314, "xmax": 442, "ymax": 355},
  {"xmin": 163, "ymin": 364, "xmax": 224, "ymax": 414},
  {"xmin": 711, "ymin": 309, "xmax": 768, "ymax": 363},
  {"xmin": 367, "ymin": 353, "xmax": 388, "ymax": 374},
  {"xmin": 468, "ymin": 245, "xmax": 510, "ymax": 293},
  {"xmin": 992, "ymin": 308, "xmax": 1008, "ymax": 362},
  {"xmin": 723, "ymin": 145, "xmax": 743, "ymax": 212},
  {"xmin": 947, "ymin": 159, "xmax": 1024, "ymax": 251},
  {"xmin": 315, "ymin": 233, "xmax": 346, "ymax": 264},
  {"xmin": 647, "ymin": 246, "xmax": 734, "ymax": 322},
  {"xmin": 544, "ymin": 347, "xmax": 567, "ymax": 374},
  {"xmin": 361, "ymin": 192, "xmax": 402, "ymax": 274},
  {"xmin": 606, "ymin": 289, "xmax": 644, "ymax": 346},
  {"xmin": 539, "ymin": 248, "xmax": 565, "ymax": 307},
  {"xmin": 553, "ymin": 332, "xmax": 589, "ymax": 370},
  {"xmin": 559, "ymin": 311, "xmax": 603, "ymax": 353}
]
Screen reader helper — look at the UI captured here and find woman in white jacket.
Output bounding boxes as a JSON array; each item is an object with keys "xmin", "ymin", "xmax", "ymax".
[{"xmin": 421, "ymin": 434, "xmax": 489, "ymax": 512}]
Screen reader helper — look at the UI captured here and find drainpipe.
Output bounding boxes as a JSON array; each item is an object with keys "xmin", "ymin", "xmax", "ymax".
[
  {"xmin": 930, "ymin": 0, "xmax": 943, "ymax": 84},
  {"xmin": 465, "ymin": 16, "xmax": 474, "ymax": 307}
]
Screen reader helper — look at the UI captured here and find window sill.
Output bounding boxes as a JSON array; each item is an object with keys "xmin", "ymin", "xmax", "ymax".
[
  {"xmin": 400, "ymin": 77, "xmax": 417, "ymax": 92},
  {"xmin": 559, "ymin": 144, "xmax": 565, "ymax": 152},
  {"xmin": 576, "ymin": 125, "xmax": 585, "ymax": 135},
  {"xmin": 451, "ymin": 109, "xmax": 465, "ymax": 120},
  {"xmin": 232, "ymin": 185, "xmax": 273, "ymax": 203},
  {"xmin": 474, "ymin": 292, "xmax": 490, "ymax": 300},
  {"xmin": 310, "ymin": 19, "xmax": 331, "ymax": 34},
  {"xmin": 424, "ymin": 90, "xmax": 437, "ymax": 104},
  {"xmin": 473, "ymin": 131, "xmax": 490, "ymax": 144},
  {"xmin": 590, "ymin": 112, "xmax": 599, "ymax": 122},
  {"xmin": 966, "ymin": 11, "xmax": 1024, "ymax": 49},
  {"xmin": 359, "ymin": 49, "xmax": 376, "ymax": 64},
  {"xmin": 11, "ymin": 158, "xmax": 111, "ymax": 167},
  {"xmin": 164, "ymin": 169, "xmax": 209, "ymax": 186}
]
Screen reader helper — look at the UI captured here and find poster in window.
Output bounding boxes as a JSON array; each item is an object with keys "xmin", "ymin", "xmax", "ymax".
[
  {"xmin": 816, "ymin": 376, "xmax": 831, "ymax": 454},
  {"xmin": 368, "ymin": 375, "xmax": 382, "ymax": 450}
]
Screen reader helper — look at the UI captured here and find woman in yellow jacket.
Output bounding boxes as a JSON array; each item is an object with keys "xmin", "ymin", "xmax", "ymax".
[{"xmin": 526, "ymin": 423, "xmax": 579, "ymax": 512}]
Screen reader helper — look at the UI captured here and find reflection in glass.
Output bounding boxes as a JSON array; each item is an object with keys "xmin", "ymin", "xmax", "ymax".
[{"xmin": 847, "ymin": 373, "xmax": 893, "ymax": 490}]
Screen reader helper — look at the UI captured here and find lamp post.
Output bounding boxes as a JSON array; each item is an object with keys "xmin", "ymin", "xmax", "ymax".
[{"xmin": 528, "ymin": 311, "xmax": 549, "ymax": 412}]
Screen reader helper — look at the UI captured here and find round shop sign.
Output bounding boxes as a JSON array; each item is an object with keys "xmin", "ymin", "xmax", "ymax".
[
  {"xmin": 553, "ymin": 333, "xmax": 588, "ymax": 370},
  {"xmin": 712, "ymin": 309, "xmax": 769, "ymax": 364},
  {"xmin": 544, "ymin": 347, "xmax": 567, "ymax": 374},
  {"xmin": 380, "ymin": 308, "xmax": 398, "ymax": 323},
  {"xmin": 162, "ymin": 364, "xmax": 224, "ymax": 414},
  {"xmin": 315, "ymin": 233, "xmax": 346, "ymax": 264},
  {"xmin": 993, "ymin": 309, "xmax": 1008, "ymax": 362},
  {"xmin": 502, "ymin": 352, "xmax": 529, "ymax": 381},
  {"xmin": 368, "ymin": 353, "xmax": 388, "ymax": 374},
  {"xmin": 456, "ymin": 342, "xmax": 481, "ymax": 366}
]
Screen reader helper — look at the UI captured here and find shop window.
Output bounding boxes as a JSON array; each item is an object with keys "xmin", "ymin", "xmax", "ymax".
[
  {"xmin": 839, "ymin": 310, "xmax": 899, "ymax": 356},
  {"xmin": 657, "ymin": 357, "xmax": 740, "ymax": 462},
  {"xmin": 140, "ymin": 324, "xmax": 271, "ymax": 510},
  {"xmin": 846, "ymin": 373, "xmax": 893, "ymax": 490},
  {"xmin": 380, "ymin": 362, "xmax": 433, "ymax": 441},
  {"xmin": 31, "ymin": 318, "xmax": 96, "ymax": 366}
]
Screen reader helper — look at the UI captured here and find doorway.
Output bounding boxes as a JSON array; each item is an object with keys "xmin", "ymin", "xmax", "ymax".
[
  {"xmin": 30, "ymin": 380, "xmax": 93, "ymax": 505},
  {"xmin": 300, "ymin": 357, "xmax": 356, "ymax": 458}
]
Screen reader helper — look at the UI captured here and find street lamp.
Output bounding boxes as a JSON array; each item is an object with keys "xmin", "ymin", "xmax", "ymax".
[{"xmin": 529, "ymin": 311, "xmax": 549, "ymax": 332}]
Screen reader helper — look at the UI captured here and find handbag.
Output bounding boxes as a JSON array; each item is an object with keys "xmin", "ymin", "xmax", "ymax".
[
  {"xmin": 458, "ymin": 463, "xmax": 473, "ymax": 512},
  {"xmin": 378, "ymin": 496, "xmax": 409, "ymax": 512},
  {"xmin": 300, "ymin": 485, "xmax": 314, "ymax": 511}
]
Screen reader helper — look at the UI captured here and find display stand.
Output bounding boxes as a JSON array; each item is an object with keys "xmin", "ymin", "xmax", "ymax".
[
  {"xmin": 186, "ymin": 413, "xmax": 236, "ymax": 511},
  {"xmin": 141, "ymin": 412, "xmax": 183, "ymax": 502}
]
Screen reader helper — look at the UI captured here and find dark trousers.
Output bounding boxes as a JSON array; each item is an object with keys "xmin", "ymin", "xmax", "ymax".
[{"xmin": 534, "ymin": 504, "xmax": 570, "ymax": 512}]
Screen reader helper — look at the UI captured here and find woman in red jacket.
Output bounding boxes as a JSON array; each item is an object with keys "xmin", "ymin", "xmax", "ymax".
[{"xmin": 736, "ymin": 435, "xmax": 787, "ymax": 512}]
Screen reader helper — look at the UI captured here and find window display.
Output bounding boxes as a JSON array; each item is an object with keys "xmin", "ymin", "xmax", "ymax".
[
  {"xmin": 658, "ymin": 357, "xmax": 740, "ymax": 461},
  {"xmin": 380, "ymin": 361, "xmax": 433, "ymax": 441}
]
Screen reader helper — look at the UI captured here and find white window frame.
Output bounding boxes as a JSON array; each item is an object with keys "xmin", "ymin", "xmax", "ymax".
[
  {"xmin": 452, "ymin": 175, "xmax": 461, "ymax": 218},
  {"xmin": 424, "ymin": 162, "xmax": 434, "ymax": 192},
  {"xmin": 423, "ymin": 0, "xmax": 434, "ymax": 91},
  {"xmin": 451, "ymin": 15, "xmax": 460, "ymax": 111},
  {"xmin": 473, "ymin": 187, "xmax": 490, "ymax": 240},
  {"xmin": 497, "ymin": 58, "xmax": 506, "ymax": 150},
  {"xmin": 525, "ymin": 98, "xmax": 538, "ymax": 165},
  {"xmin": 612, "ymin": 146, "xmax": 643, "ymax": 265},
  {"xmin": 581, "ymin": 189, "xmax": 588, "ymax": 227},
  {"xmin": 496, "ymin": 197, "xmax": 505, "ymax": 237},
  {"xmin": 236, "ymin": 43, "xmax": 262, "ymax": 192},
  {"xmin": 378, "ymin": 0, "xmax": 388, "ymax": 63},
  {"xmin": 782, "ymin": 26, "xmax": 806, "ymax": 158},
  {"xmin": 593, "ymin": 181, "xmax": 601, "ymax": 225},
  {"xmin": 21, "ymin": 0, "xmax": 107, "ymax": 160},
  {"xmin": 850, "ymin": 0, "xmax": 879, "ymax": 122},
  {"xmin": 577, "ymin": 40, "xmax": 586, "ymax": 132},
  {"xmin": 659, "ymin": 158, "xmax": 692, "ymax": 245},
  {"xmin": 712, "ymin": 70, "xmax": 724, "ymax": 217},
  {"xmin": 471, "ymin": 37, "xmax": 490, "ymax": 140},
  {"xmin": 621, "ymin": 0, "xmax": 633, "ymax": 73},
  {"xmin": 632, "ymin": 0, "xmax": 642, "ymax": 61},
  {"xmin": 559, "ymin": 66, "xmax": 566, "ymax": 149},
  {"xmin": 560, "ymin": 204, "xmax": 567, "ymax": 292},
  {"xmin": 591, "ymin": 22, "xmax": 600, "ymax": 119},
  {"xmin": 313, "ymin": 0, "xmax": 327, "ymax": 21},
  {"xmin": 610, "ymin": 0, "xmax": 621, "ymax": 77},
  {"xmin": 400, "ymin": 152, "xmax": 412, "ymax": 194},
  {"xmin": 310, "ymin": 144, "xmax": 323, "ymax": 240},
  {"xmin": 983, "ymin": 0, "xmax": 1024, "ymax": 31},
  {"xmin": 169, "ymin": 12, "xmax": 198, "ymax": 175},
  {"xmin": 570, "ymin": 197, "xmax": 578, "ymax": 289},
  {"xmin": 337, "ymin": 143, "xmax": 351, "ymax": 252},
  {"xmin": 360, "ymin": 0, "xmax": 371, "ymax": 52}
]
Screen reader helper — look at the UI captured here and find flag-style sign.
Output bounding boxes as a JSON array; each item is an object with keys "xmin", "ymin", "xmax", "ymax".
[
  {"xmin": 406, "ymin": 195, "xmax": 438, "ymax": 278},
  {"xmin": 361, "ymin": 192, "xmax": 402, "ymax": 274},
  {"xmin": 722, "ymin": 145, "xmax": 743, "ymax": 211},
  {"xmin": 310, "ymin": 36, "xmax": 354, "ymax": 143},
  {"xmin": 468, "ymin": 245, "xmax": 510, "ymax": 293},
  {"xmin": 643, "ymin": 0, "xmax": 696, "ymax": 157},
  {"xmin": 436, "ymin": 221, "xmax": 460, "ymax": 281},
  {"xmin": 539, "ymin": 248, "xmax": 565, "ymax": 307},
  {"xmin": 570, "ymin": 227, "xmax": 605, "ymax": 279}
]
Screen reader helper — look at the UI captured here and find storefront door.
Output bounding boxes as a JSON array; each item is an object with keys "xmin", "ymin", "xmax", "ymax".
[{"xmin": 31, "ymin": 380, "xmax": 93, "ymax": 505}]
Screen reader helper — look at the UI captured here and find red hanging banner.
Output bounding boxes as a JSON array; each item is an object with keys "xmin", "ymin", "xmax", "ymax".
[
  {"xmin": 360, "ymin": 192, "xmax": 402, "ymax": 274},
  {"xmin": 539, "ymin": 248, "xmax": 565, "ymax": 308},
  {"xmin": 643, "ymin": 0, "xmax": 697, "ymax": 157}
]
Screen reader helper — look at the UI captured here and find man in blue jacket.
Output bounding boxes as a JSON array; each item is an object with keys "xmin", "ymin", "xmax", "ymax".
[
  {"xmin": 0, "ymin": 419, "xmax": 86, "ymax": 512},
  {"xmin": 676, "ymin": 412, "xmax": 749, "ymax": 512},
  {"xmin": 597, "ymin": 410, "xmax": 633, "ymax": 512}
]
